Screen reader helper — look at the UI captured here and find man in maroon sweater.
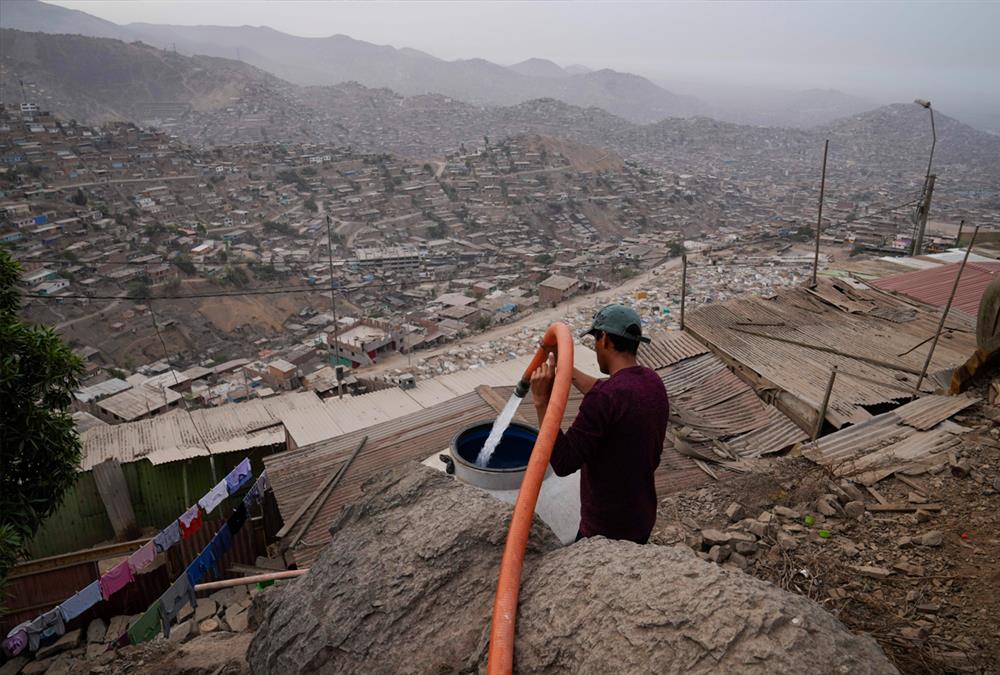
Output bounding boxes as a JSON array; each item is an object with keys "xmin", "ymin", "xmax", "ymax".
[{"xmin": 530, "ymin": 304, "xmax": 669, "ymax": 544}]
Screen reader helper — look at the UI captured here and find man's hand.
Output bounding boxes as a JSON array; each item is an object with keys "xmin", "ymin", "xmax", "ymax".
[
  {"xmin": 530, "ymin": 353, "xmax": 556, "ymax": 408},
  {"xmin": 540, "ymin": 339, "xmax": 558, "ymax": 365}
]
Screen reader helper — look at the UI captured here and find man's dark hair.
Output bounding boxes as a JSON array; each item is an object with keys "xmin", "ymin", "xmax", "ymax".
[{"xmin": 601, "ymin": 331, "xmax": 640, "ymax": 355}]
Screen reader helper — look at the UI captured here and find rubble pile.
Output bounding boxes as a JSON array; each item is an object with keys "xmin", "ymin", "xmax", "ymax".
[{"xmin": 654, "ymin": 411, "xmax": 1000, "ymax": 674}]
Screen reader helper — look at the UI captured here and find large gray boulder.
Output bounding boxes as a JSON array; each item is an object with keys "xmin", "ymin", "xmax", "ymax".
[
  {"xmin": 504, "ymin": 537, "xmax": 896, "ymax": 673},
  {"xmin": 248, "ymin": 464, "xmax": 561, "ymax": 673},
  {"xmin": 249, "ymin": 464, "xmax": 896, "ymax": 674}
]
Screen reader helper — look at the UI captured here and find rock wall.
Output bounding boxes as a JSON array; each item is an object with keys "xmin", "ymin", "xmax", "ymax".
[{"xmin": 248, "ymin": 464, "xmax": 896, "ymax": 674}]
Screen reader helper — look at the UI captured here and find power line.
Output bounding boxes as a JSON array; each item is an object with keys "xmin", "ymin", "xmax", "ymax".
[
  {"xmin": 18, "ymin": 257, "xmax": 305, "ymax": 268},
  {"xmin": 19, "ymin": 270, "xmax": 535, "ymax": 302}
]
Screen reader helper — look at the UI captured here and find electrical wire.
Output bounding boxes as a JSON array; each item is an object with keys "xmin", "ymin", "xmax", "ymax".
[{"xmin": 19, "ymin": 270, "xmax": 537, "ymax": 302}]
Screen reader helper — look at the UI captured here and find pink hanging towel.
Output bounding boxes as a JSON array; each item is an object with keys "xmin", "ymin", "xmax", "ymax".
[
  {"xmin": 99, "ymin": 559, "xmax": 134, "ymax": 600},
  {"xmin": 128, "ymin": 540, "xmax": 157, "ymax": 574}
]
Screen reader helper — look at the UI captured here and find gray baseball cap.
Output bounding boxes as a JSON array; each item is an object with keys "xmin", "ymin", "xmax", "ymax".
[{"xmin": 582, "ymin": 303, "xmax": 650, "ymax": 343}]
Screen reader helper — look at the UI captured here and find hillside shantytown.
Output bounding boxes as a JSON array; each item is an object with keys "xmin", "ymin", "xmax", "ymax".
[{"xmin": 1, "ymin": 1, "xmax": 999, "ymax": 673}]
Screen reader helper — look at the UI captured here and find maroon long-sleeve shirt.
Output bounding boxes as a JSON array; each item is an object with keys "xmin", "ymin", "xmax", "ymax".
[{"xmin": 549, "ymin": 365, "xmax": 669, "ymax": 544}]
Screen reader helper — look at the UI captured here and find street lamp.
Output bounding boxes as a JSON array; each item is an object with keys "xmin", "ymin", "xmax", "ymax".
[
  {"xmin": 914, "ymin": 99, "xmax": 935, "ymax": 187},
  {"xmin": 911, "ymin": 99, "xmax": 936, "ymax": 255}
]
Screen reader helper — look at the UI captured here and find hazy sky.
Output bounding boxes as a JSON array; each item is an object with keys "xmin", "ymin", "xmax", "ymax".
[{"xmin": 46, "ymin": 1, "xmax": 1000, "ymax": 111}]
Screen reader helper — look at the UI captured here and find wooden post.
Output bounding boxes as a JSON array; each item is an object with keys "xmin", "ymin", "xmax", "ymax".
[
  {"xmin": 194, "ymin": 569, "xmax": 308, "ymax": 591},
  {"xmin": 680, "ymin": 254, "xmax": 688, "ymax": 331},
  {"xmin": 812, "ymin": 139, "xmax": 829, "ymax": 288},
  {"xmin": 93, "ymin": 459, "xmax": 137, "ymax": 540},
  {"xmin": 955, "ymin": 219, "xmax": 964, "ymax": 247},
  {"xmin": 812, "ymin": 366, "xmax": 837, "ymax": 440},
  {"xmin": 915, "ymin": 225, "xmax": 979, "ymax": 392}
]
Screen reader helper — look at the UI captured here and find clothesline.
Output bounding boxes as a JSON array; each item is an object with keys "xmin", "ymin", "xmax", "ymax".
[
  {"xmin": 114, "ymin": 466, "xmax": 268, "ymax": 647},
  {"xmin": 2, "ymin": 458, "xmax": 266, "ymax": 657}
]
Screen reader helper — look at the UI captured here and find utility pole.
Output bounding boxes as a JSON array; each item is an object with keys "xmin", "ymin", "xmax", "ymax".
[
  {"xmin": 811, "ymin": 139, "xmax": 829, "ymax": 288},
  {"xmin": 914, "ymin": 225, "xmax": 979, "ymax": 393},
  {"xmin": 326, "ymin": 215, "xmax": 343, "ymax": 398},
  {"xmin": 955, "ymin": 219, "xmax": 965, "ymax": 248},
  {"xmin": 911, "ymin": 174, "xmax": 936, "ymax": 256}
]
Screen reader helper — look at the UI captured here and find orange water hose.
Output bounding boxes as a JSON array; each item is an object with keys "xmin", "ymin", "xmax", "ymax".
[{"xmin": 487, "ymin": 322, "xmax": 574, "ymax": 674}]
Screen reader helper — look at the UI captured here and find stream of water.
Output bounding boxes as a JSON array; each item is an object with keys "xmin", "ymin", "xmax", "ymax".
[{"xmin": 474, "ymin": 392, "xmax": 523, "ymax": 468}]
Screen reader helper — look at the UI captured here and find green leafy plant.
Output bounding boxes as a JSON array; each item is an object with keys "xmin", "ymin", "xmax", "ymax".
[{"xmin": 0, "ymin": 250, "xmax": 84, "ymax": 607}]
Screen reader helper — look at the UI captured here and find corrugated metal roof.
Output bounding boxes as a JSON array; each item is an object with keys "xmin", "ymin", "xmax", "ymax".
[
  {"xmin": 282, "ymin": 406, "xmax": 346, "ymax": 449},
  {"xmin": 801, "ymin": 412, "xmax": 911, "ymax": 467},
  {"xmin": 685, "ymin": 279, "xmax": 979, "ymax": 429},
  {"xmin": 637, "ymin": 332, "xmax": 709, "ymax": 369},
  {"xmin": 726, "ymin": 406, "xmax": 810, "ymax": 458},
  {"xmin": 324, "ymin": 389, "xmax": 425, "ymax": 433},
  {"xmin": 72, "ymin": 411, "xmax": 107, "ymax": 433},
  {"xmin": 658, "ymin": 348, "xmax": 807, "ymax": 458},
  {"xmin": 74, "ymin": 378, "xmax": 131, "ymax": 404},
  {"xmin": 278, "ymin": 350, "xmax": 607, "ymax": 448},
  {"xmin": 96, "ymin": 385, "xmax": 182, "ymax": 421},
  {"xmin": 80, "ymin": 391, "xmax": 324, "ymax": 470},
  {"xmin": 892, "ymin": 394, "xmax": 979, "ymax": 431},
  {"xmin": 833, "ymin": 428, "xmax": 960, "ymax": 485},
  {"xmin": 800, "ymin": 393, "xmax": 975, "ymax": 484},
  {"xmin": 872, "ymin": 261, "xmax": 1000, "ymax": 317}
]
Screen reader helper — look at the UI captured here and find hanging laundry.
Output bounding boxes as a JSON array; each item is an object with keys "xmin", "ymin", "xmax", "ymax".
[
  {"xmin": 128, "ymin": 540, "xmax": 157, "ymax": 575},
  {"xmin": 99, "ymin": 559, "xmax": 134, "ymax": 601},
  {"xmin": 227, "ymin": 501, "xmax": 248, "ymax": 536},
  {"xmin": 259, "ymin": 470, "xmax": 270, "ymax": 493},
  {"xmin": 211, "ymin": 523, "xmax": 233, "ymax": 562},
  {"xmin": 243, "ymin": 480, "xmax": 262, "ymax": 507},
  {"xmin": 158, "ymin": 575, "xmax": 197, "ymax": 639},
  {"xmin": 153, "ymin": 520, "xmax": 181, "ymax": 554},
  {"xmin": 179, "ymin": 504, "xmax": 202, "ymax": 540},
  {"xmin": 25, "ymin": 608, "xmax": 65, "ymax": 652},
  {"xmin": 225, "ymin": 458, "xmax": 252, "ymax": 495},
  {"xmin": 186, "ymin": 546, "xmax": 218, "ymax": 586},
  {"xmin": 127, "ymin": 600, "xmax": 162, "ymax": 645},
  {"xmin": 2, "ymin": 624, "xmax": 29, "ymax": 657},
  {"xmin": 199, "ymin": 479, "xmax": 229, "ymax": 515},
  {"xmin": 58, "ymin": 579, "xmax": 101, "ymax": 622}
]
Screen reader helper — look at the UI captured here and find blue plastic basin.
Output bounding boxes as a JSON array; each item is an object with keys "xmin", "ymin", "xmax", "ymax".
[{"xmin": 452, "ymin": 421, "xmax": 538, "ymax": 471}]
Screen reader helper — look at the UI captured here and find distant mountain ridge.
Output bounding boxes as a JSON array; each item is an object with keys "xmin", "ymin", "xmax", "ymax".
[
  {"xmin": 1, "ymin": 0, "xmax": 706, "ymax": 124},
  {"xmin": 3, "ymin": 27, "xmax": 998, "ymax": 185},
  {"xmin": 0, "ymin": 29, "xmax": 296, "ymax": 125},
  {"xmin": 122, "ymin": 24, "xmax": 710, "ymax": 123}
]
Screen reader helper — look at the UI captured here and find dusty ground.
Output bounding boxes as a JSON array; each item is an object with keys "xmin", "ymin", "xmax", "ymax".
[
  {"xmin": 196, "ymin": 293, "xmax": 304, "ymax": 334},
  {"xmin": 652, "ymin": 382, "xmax": 1000, "ymax": 674}
]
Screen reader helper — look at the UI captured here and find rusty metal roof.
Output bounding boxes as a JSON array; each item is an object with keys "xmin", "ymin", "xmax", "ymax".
[
  {"xmin": 685, "ymin": 279, "xmax": 978, "ymax": 429},
  {"xmin": 872, "ymin": 261, "xmax": 1000, "ymax": 317}
]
